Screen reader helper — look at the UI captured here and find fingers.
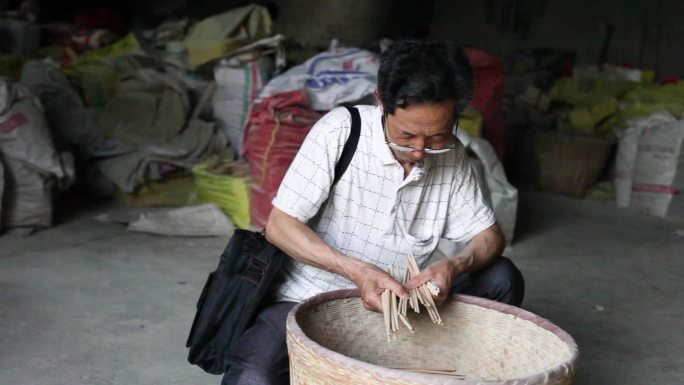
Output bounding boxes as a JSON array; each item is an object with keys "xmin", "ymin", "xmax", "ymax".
[
  {"xmin": 432, "ymin": 290, "xmax": 448, "ymax": 306},
  {"xmin": 383, "ymin": 277, "xmax": 410, "ymax": 300},
  {"xmin": 405, "ymin": 260, "xmax": 453, "ymax": 291},
  {"xmin": 370, "ymin": 266, "xmax": 410, "ymax": 299},
  {"xmin": 362, "ymin": 295, "xmax": 383, "ymax": 312},
  {"xmin": 359, "ymin": 270, "xmax": 409, "ymax": 312},
  {"xmin": 404, "ymin": 270, "xmax": 430, "ymax": 290}
]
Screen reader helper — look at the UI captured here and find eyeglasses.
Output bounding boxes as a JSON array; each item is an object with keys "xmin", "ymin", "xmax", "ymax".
[{"xmin": 383, "ymin": 113, "xmax": 459, "ymax": 154}]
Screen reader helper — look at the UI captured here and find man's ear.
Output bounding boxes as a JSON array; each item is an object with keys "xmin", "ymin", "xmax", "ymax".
[{"xmin": 373, "ymin": 89, "xmax": 383, "ymax": 113}]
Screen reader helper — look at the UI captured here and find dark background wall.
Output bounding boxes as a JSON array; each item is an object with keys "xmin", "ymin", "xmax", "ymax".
[
  {"xmin": 31, "ymin": 0, "xmax": 683, "ymax": 77},
  {"xmin": 432, "ymin": 0, "xmax": 680, "ymax": 77}
]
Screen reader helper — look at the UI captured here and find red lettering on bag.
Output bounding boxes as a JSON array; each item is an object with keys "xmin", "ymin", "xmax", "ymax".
[
  {"xmin": 0, "ymin": 113, "xmax": 29, "ymax": 133},
  {"xmin": 632, "ymin": 183, "xmax": 677, "ymax": 194}
]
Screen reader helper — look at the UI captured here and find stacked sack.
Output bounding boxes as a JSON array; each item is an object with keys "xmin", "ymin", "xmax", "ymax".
[
  {"xmin": 0, "ymin": 80, "xmax": 73, "ymax": 233},
  {"xmin": 242, "ymin": 90, "xmax": 322, "ymax": 228},
  {"xmin": 615, "ymin": 109, "xmax": 684, "ymax": 218}
]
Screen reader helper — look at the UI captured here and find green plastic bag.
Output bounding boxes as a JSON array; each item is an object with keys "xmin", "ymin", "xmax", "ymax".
[{"xmin": 192, "ymin": 159, "xmax": 251, "ymax": 229}]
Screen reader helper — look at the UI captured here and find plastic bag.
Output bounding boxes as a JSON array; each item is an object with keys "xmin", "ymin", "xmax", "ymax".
[
  {"xmin": 559, "ymin": 97, "xmax": 618, "ymax": 136},
  {"xmin": 615, "ymin": 110, "xmax": 676, "ymax": 208},
  {"xmin": 70, "ymin": 52, "xmax": 153, "ymax": 108},
  {"xmin": 465, "ymin": 48, "xmax": 506, "ymax": 160},
  {"xmin": 128, "ymin": 204, "xmax": 234, "ymax": 237},
  {"xmin": 183, "ymin": 5, "xmax": 272, "ymax": 68},
  {"xmin": 242, "ymin": 90, "xmax": 322, "ymax": 228},
  {"xmin": 0, "ymin": 81, "xmax": 73, "ymax": 230},
  {"xmin": 117, "ymin": 174, "xmax": 195, "ymax": 207},
  {"xmin": 67, "ymin": 34, "xmax": 147, "ymax": 107},
  {"xmin": 615, "ymin": 109, "xmax": 684, "ymax": 218},
  {"xmin": 193, "ymin": 159, "xmax": 251, "ymax": 230},
  {"xmin": 0, "ymin": 159, "xmax": 56, "ymax": 231},
  {"xmin": 213, "ymin": 57, "xmax": 272, "ymax": 152},
  {"xmin": 457, "ymin": 129, "xmax": 518, "ymax": 244},
  {"xmin": 73, "ymin": 60, "xmax": 120, "ymax": 107},
  {"xmin": 435, "ymin": 130, "xmax": 519, "ymax": 259},
  {"xmin": 458, "ymin": 106, "xmax": 483, "ymax": 138},
  {"xmin": 212, "ymin": 36, "xmax": 284, "ymax": 152},
  {"xmin": 616, "ymin": 82, "xmax": 684, "ymax": 124},
  {"xmin": 19, "ymin": 58, "xmax": 88, "ymax": 149},
  {"xmin": 0, "ymin": 82, "xmax": 66, "ymax": 176},
  {"xmin": 258, "ymin": 47, "xmax": 379, "ymax": 111},
  {"xmin": 76, "ymin": 33, "xmax": 144, "ymax": 63},
  {"xmin": 97, "ymin": 118, "xmax": 227, "ymax": 193},
  {"xmin": 98, "ymin": 68, "xmax": 190, "ymax": 146},
  {"xmin": 551, "ymin": 76, "xmax": 637, "ymax": 107}
]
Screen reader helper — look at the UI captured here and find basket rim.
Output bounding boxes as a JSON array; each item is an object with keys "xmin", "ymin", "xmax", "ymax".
[{"xmin": 286, "ymin": 289, "xmax": 579, "ymax": 385}]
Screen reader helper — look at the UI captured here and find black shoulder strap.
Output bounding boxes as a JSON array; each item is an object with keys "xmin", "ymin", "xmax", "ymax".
[{"xmin": 333, "ymin": 106, "xmax": 361, "ymax": 186}]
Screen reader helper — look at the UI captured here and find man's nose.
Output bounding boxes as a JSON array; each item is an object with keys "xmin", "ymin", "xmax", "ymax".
[
  {"xmin": 410, "ymin": 148, "xmax": 426, "ymax": 160},
  {"xmin": 410, "ymin": 139, "xmax": 427, "ymax": 159}
]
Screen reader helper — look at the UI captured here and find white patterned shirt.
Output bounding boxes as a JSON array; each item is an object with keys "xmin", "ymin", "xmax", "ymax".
[{"xmin": 272, "ymin": 105, "xmax": 495, "ymax": 302}]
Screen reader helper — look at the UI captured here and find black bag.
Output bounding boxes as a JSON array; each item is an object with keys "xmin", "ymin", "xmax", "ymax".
[{"xmin": 186, "ymin": 106, "xmax": 361, "ymax": 374}]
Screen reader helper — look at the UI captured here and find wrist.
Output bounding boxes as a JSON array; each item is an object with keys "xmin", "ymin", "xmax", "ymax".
[
  {"xmin": 334, "ymin": 253, "xmax": 368, "ymax": 283},
  {"xmin": 449, "ymin": 253, "xmax": 474, "ymax": 276}
]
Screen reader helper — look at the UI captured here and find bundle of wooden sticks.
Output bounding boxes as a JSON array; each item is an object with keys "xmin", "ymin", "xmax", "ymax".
[{"xmin": 381, "ymin": 254, "xmax": 442, "ymax": 341}]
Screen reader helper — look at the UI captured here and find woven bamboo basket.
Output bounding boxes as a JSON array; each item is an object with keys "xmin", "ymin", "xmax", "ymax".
[{"xmin": 286, "ymin": 289, "xmax": 578, "ymax": 385}]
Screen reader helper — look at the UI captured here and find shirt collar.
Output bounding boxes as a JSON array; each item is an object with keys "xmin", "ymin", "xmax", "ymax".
[{"xmin": 371, "ymin": 106, "xmax": 399, "ymax": 166}]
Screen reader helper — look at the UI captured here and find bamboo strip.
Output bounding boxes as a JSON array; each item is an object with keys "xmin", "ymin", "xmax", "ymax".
[
  {"xmin": 398, "ymin": 313, "xmax": 414, "ymax": 333},
  {"xmin": 382, "ymin": 289, "xmax": 391, "ymax": 341}
]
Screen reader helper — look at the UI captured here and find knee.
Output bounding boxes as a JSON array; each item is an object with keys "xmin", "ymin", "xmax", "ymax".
[{"xmin": 486, "ymin": 257, "xmax": 525, "ymax": 306}]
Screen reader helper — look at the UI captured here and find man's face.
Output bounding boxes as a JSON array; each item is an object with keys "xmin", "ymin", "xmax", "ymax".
[{"xmin": 383, "ymin": 99, "xmax": 458, "ymax": 164}]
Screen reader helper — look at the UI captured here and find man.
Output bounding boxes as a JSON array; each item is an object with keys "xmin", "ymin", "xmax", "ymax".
[{"xmin": 221, "ymin": 39, "xmax": 524, "ymax": 385}]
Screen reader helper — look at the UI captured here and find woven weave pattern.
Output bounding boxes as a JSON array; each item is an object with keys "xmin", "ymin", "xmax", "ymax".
[{"xmin": 287, "ymin": 290, "xmax": 578, "ymax": 385}]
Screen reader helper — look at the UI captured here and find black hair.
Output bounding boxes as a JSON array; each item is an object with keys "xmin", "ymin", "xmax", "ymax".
[{"xmin": 377, "ymin": 39, "xmax": 474, "ymax": 116}]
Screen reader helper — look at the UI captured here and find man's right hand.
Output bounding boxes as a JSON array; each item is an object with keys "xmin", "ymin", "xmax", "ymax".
[{"xmin": 349, "ymin": 263, "xmax": 409, "ymax": 313}]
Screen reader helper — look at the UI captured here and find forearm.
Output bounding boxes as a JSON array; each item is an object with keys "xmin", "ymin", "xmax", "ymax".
[
  {"xmin": 449, "ymin": 223, "xmax": 506, "ymax": 276},
  {"xmin": 265, "ymin": 207, "xmax": 368, "ymax": 282},
  {"xmin": 267, "ymin": 207, "xmax": 409, "ymax": 311}
]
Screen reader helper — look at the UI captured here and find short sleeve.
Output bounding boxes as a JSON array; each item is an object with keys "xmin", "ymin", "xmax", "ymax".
[
  {"xmin": 442, "ymin": 150, "xmax": 497, "ymax": 243},
  {"xmin": 271, "ymin": 107, "xmax": 351, "ymax": 223}
]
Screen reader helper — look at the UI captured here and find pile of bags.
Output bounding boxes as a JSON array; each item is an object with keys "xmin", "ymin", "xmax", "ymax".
[
  {"xmin": 0, "ymin": 4, "xmax": 277, "ymax": 235},
  {"xmin": 0, "ymin": 3, "xmax": 522, "ymax": 239},
  {"xmin": 550, "ymin": 65, "xmax": 655, "ymax": 137}
]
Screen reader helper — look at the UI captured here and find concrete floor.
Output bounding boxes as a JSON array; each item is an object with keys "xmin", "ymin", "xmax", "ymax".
[{"xmin": 0, "ymin": 189, "xmax": 682, "ymax": 385}]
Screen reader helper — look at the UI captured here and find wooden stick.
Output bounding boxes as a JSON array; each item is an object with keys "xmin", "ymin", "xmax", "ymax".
[
  {"xmin": 391, "ymin": 289, "xmax": 398, "ymax": 334},
  {"xmin": 406, "ymin": 260, "xmax": 420, "ymax": 313},
  {"xmin": 398, "ymin": 313, "xmax": 414, "ymax": 333},
  {"xmin": 387, "ymin": 267, "xmax": 398, "ymax": 338},
  {"xmin": 382, "ymin": 289, "xmax": 391, "ymax": 342},
  {"xmin": 407, "ymin": 253, "xmax": 442, "ymax": 324},
  {"xmin": 392, "ymin": 266, "xmax": 399, "ymax": 334},
  {"xmin": 400, "ymin": 267, "xmax": 409, "ymax": 315},
  {"xmin": 386, "ymin": 366, "xmax": 466, "ymax": 378},
  {"xmin": 426, "ymin": 281, "xmax": 440, "ymax": 296},
  {"xmin": 407, "ymin": 254, "xmax": 421, "ymax": 275}
]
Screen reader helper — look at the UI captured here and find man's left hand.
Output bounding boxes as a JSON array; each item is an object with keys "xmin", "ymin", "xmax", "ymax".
[{"xmin": 404, "ymin": 254, "xmax": 473, "ymax": 306}]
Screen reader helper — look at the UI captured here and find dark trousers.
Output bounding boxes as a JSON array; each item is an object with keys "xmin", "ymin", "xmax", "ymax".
[{"xmin": 221, "ymin": 256, "xmax": 524, "ymax": 385}]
